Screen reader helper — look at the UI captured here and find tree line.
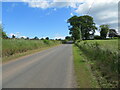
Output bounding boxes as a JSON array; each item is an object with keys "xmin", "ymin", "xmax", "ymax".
[
  {"xmin": 67, "ymin": 15, "xmax": 119, "ymax": 41},
  {"xmin": 0, "ymin": 24, "xmax": 57, "ymax": 40}
]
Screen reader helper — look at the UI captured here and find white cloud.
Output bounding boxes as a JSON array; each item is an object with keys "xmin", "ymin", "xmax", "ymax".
[
  {"xmin": 75, "ymin": 0, "xmax": 119, "ymax": 30},
  {"xmin": 54, "ymin": 33, "xmax": 65, "ymax": 39},
  {"xmin": 3, "ymin": 0, "xmax": 119, "ymax": 32},
  {"xmin": 70, "ymin": 12, "xmax": 73, "ymax": 16},
  {"xmin": 9, "ymin": 33, "xmax": 16, "ymax": 37},
  {"xmin": 54, "ymin": 36, "xmax": 65, "ymax": 39},
  {"xmin": 8, "ymin": 32, "xmax": 27, "ymax": 38},
  {"xmin": 20, "ymin": 36, "xmax": 27, "ymax": 38}
]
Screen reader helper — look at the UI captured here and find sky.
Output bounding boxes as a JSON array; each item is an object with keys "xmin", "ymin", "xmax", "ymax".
[{"xmin": 1, "ymin": 0, "xmax": 119, "ymax": 39}]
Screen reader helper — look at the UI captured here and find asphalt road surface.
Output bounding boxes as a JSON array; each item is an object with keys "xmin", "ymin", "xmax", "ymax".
[{"xmin": 2, "ymin": 44, "xmax": 74, "ymax": 88}]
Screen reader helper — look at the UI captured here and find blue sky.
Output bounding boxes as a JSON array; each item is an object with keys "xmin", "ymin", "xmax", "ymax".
[
  {"xmin": 2, "ymin": 0, "xmax": 118, "ymax": 39},
  {"xmin": 2, "ymin": 2, "xmax": 78, "ymax": 39}
]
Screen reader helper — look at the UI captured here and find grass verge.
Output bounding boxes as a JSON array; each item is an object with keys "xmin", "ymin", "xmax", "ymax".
[{"xmin": 73, "ymin": 44, "xmax": 99, "ymax": 88}]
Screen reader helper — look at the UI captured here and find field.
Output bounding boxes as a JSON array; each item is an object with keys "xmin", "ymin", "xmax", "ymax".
[
  {"xmin": 75, "ymin": 39, "xmax": 119, "ymax": 88},
  {"xmin": 2, "ymin": 39, "xmax": 61, "ymax": 61}
]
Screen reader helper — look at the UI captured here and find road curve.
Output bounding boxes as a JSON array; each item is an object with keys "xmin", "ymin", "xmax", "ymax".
[{"xmin": 2, "ymin": 44, "xmax": 74, "ymax": 88}]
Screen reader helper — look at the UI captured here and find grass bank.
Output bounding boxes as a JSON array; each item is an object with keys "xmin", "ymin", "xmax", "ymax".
[
  {"xmin": 75, "ymin": 39, "xmax": 119, "ymax": 88},
  {"xmin": 73, "ymin": 45, "xmax": 99, "ymax": 88},
  {"xmin": 2, "ymin": 39, "xmax": 61, "ymax": 62}
]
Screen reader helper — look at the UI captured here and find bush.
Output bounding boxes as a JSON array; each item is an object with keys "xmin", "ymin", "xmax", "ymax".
[{"xmin": 94, "ymin": 35, "xmax": 102, "ymax": 39}]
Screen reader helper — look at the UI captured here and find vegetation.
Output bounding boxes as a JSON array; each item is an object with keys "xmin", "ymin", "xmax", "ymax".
[
  {"xmin": 75, "ymin": 40, "xmax": 119, "ymax": 88},
  {"xmin": 0, "ymin": 24, "xmax": 8, "ymax": 39},
  {"xmin": 2, "ymin": 39, "xmax": 61, "ymax": 60},
  {"xmin": 67, "ymin": 15, "xmax": 97, "ymax": 40},
  {"xmin": 109, "ymin": 29, "xmax": 118, "ymax": 38},
  {"xmin": 73, "ymin": 45, "xmax": 99, "ymax": 88},
  {"xmin": 99, "ymin": 24, "xmax": 109, "ymax": 39}
]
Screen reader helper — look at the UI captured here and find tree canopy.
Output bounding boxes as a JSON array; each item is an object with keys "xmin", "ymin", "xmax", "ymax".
[
  {"xmin": 99, "ymin": 24, "xmax": 109, "ymax": 39},
  {"xmin": 67, "ymin": 15, "xmax": 97, "ymax": 40},
  {"xmin": 108, "ymin": 29, "xmax": 118, "ymax": 38},
  {"xmin": 0, "ymin": 24, "xmax": 8, "ymax": 39}
]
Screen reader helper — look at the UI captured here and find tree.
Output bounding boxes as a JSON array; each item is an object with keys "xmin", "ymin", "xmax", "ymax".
[
  {"xmin": 34, "ymin": 36, "xmax": 39, "ymax": 40},
  {"xmin": 65, "ymin": 36, "xmax": 72, "ymax": 40},
  {"xmin": 99, "ymin": 24, "xmax": 109, "ymax": 39},
  {"xmin": 41, "ymin": 38, "xmax": 44, "ymax": 40},
  {"xmin": 26, "ymin": 37, "xmax": 29, "ymax": 40},
  {"xmin": 46, "ymin": 37, "xmax": 49, "ymax": 40},
  {"xmin": 108, "ymin": 29, "xmax": 118, "ymax": 38},
  {"xmin": 67, "ymin": 15, "xmax": 97, "ymax": 40},
  {"xmin": 12, "ymin": 35, "xmax": 15, "ymax": 39},
  {"xmin": 0, "ymin": 24, "xmax": 8, "ymax": 39}
]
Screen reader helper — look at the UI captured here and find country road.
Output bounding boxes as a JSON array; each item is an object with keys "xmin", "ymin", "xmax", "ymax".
[{"xmin": 2, "ymin": 44, "xmax": 74, "ymax": 88}]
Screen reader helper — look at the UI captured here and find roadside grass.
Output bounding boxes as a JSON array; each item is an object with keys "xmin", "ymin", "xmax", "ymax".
[
  {"xmin": 73, "ymin": 45, "xmax": 99, "ymax": 88},
  {"xmin": 75, "ymin": 39, "xmax": 119, "ymax": 88},
  {"xmin": 3, "ymin": 44, "xmax": 60, "ymax": 63},
  {"xmin": 2, "ymin": 39, "xmax": 61, "ymax": 63}
]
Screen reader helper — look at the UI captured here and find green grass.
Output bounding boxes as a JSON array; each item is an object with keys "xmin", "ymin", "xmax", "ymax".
[
  {"xmin": 73, "ymin": 45, "xmax": 99, "ymax": 88},
  {"xmin": 75, "ymin": 39, "xmax": 119, "ymax": 88},
  {"xmin": 86, "ymin": 40, "xmax": 118, "ymax": 51},
  {"xmin": 2, "ymin": 39, "xmax": 61, "ymax": 62}
]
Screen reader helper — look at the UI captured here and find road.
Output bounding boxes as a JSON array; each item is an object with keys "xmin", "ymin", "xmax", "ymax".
[{"xmin": 2, "ymin": 44, "xmax": 74, "ymax": 88}]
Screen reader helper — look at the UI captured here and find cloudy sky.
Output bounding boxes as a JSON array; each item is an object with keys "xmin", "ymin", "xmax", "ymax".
[{"xmin": 2, "ymin": 0, "xmax": 119, "ymax": 39}]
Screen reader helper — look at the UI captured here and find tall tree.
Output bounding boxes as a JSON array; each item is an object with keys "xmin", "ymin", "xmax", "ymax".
[
  {"xmin": 0, "ymin": 24, "xmax": 8, "ymax": 39},
  {"xmin": 67, "ymin": 15, "xmax": 97, "ymax": 40},
  {"xmin": 100, "ymin": 24, "xmax": 109, "ymax": 39}
]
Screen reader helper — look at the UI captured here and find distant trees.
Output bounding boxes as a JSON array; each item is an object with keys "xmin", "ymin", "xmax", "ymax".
[
  {"xmin": 67, "ymin": 15, "xmax": 97, "ymax": 40},
  {"xmin": 12, "ymin": 35, "xmax": 16, "ymax": 39},
  {"xmin": 46, "ymin": 37, "xmax": 49, "ymax": 40},
  {"xmin": 65, "ymin": 36, "xmax": 72, "ymax": 40},
  {"xmin": 34, "ymin": 36, "xmax": 39, "ymax": 40},
  {"xmin": 41, "ymin": 38, "xmax": 44, "ymax": 40},
  {"xmin": 26, "ymin": 37, "xmax": 29, "ymax": 40},
  {"xmin": 108, "ymin": 29, "xmax": 118, "ymax": 38},
  {"xmin": 0, "ymin": 24, "xmax": 8, "ymax": 39},
  {"xmin": 99, "ymin": 24, "xmax": 109, "ymax": 39}
]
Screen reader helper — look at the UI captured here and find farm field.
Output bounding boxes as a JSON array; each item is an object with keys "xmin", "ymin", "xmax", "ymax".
[
  {"xmin": 85, "ymin": 39, "xmax": 118, "ymax": 51},
  {"xmin": 2, "ymin": 39, "xmax": 61, "ymax": 62}
]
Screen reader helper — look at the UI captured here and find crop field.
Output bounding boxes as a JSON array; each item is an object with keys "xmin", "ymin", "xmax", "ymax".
[
  {"xmin": 75, "ymin": 39, "xmax": 119, "ymax": 88},
  {"xmin": 2, "ymin": 39, "xmax": 61, "ymax": 58}
]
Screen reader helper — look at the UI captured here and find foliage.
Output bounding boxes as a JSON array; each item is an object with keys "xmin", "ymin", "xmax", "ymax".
[
  {"xmin": 108, "ymin": 29, "xmax": 118, "ymax": 38},
  {"xmin": 94, "ymin": 35, "xmax": 102, "ymax": 39},
  {"xmin": 45, "ymin": 37, "xmax": 49, "ymax": 40},
  {"xmin": 65, "ymin": 36, "xmax": 72, "ymax": 40},
  {"xmin": 73, "ymin": 45, "xmax": 99, "ymax": 88},
  {"xmin": 34, "ymin": 36, "xmax": 39, "ymax": 40},
  {"xmin": 75, "ymin": 40, "xmax": 118, "ymax": 88},
  {"xmin": 67, "ymin": 15, "xmax": 97, "ymax": 40},
  {"xmin": 12, "ymin": 35, "xmax": 15, "ymax": 39},
  {"xmin": 99, "ymin": 24, "xmax": 109, "ymax": 39},
  {"xmin": 0, "ymin": 24, "xmax": 8, "ymax": 39}
]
